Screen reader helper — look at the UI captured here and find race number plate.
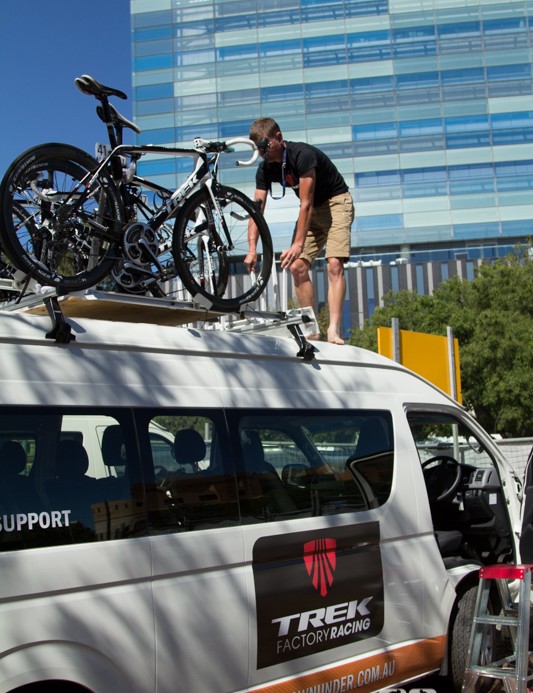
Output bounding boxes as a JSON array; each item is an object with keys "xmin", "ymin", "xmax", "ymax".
[{"xmin": 95, "ymin": 143, "xmax": 112, "ymax": 161}]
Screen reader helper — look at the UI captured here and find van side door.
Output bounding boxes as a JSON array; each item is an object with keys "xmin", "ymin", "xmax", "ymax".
[
  {"xmin": 139, "ymin": 410, "xmax": 249, "ymax": 693},
  {"xmin": 227, "ymin": 408, "xmax": 431, "ymax": 691},
  {"xmin": 0, "ymin": 407, "xmax": 155, "ymax": 692}
]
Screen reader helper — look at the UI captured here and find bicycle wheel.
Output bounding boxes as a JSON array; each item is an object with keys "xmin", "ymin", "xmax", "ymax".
[
  {"xmin": 173, "ymin": 185, "xmax": 273, "ymax": 312},
  {"xmin": 0, "ymin": 143, "xmax": 124, "ymax": 291},
  {"xmin": 0, "ymin": 253, "xmax": 18, "ymax": 302}
]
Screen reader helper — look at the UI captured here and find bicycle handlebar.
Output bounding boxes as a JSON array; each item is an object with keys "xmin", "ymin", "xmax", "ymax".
[
  {"xmin": 226, "ymin": 137, "xmax": 259, "ymax": 166},
  {"xmin": 193, "ymin": 137, "xmax": 259, "ymax": 167}
]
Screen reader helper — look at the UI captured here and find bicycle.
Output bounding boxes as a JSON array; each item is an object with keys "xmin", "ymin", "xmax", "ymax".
[{"xmin": 0, "ymin": 75, "xmax": 273, "ymax": 312}]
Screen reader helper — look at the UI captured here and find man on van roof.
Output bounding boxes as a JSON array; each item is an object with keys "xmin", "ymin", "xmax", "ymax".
[{"xmin": 245, "ymin": 118, "xmax": 355, "ymax": 345}]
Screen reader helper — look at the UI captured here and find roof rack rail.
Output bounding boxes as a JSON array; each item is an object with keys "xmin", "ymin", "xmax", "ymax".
[
  {"xmin": 218, "ymin": 307, "xmax": 318, "ymax": 361},
  {"xmin": 0, "ymin": 281, "xmax": 318, "ymax": 360}
]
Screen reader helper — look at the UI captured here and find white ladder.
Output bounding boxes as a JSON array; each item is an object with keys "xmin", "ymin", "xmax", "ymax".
[{"xmin": 462, "ymin": 564, "xmax": 533, "ymax": 693}]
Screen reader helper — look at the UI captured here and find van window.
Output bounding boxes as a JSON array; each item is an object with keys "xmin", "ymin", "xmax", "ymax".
[
  {"xmin": 407, "ymin": 411, "xmax": 495, "ymax": 469},
  {"xmin": 0, "ymin": 419, "xmax": 40, "ymax": 515},
  {"xmin": 232, "ymin": 410, "xmax": 394, "ymax": 522},
  {"xmin": 0, "ymin": 409, "xmax": 144, "ymax": 552},
  {"xmin": 144, "ymin": 414, "xmax": 240, "ymax": 533},
  {"xmin": 150, "ymin": 415, "xmax": 212, "ymax": 473},
  {"xmin": 407, "ymin": 410, "xmax": 512, "ymax": 563},
  {"xmin": 0, "ymin": 407, "xmax": 395, "ymax": 548}
]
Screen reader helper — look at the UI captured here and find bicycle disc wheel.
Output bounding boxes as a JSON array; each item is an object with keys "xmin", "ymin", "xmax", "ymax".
[
  {"xmin": 0, "ymin": 143, "xmax": 124, "ymax": 291},
  {"xmin": 173, "ymin": 185, "xmax": 273, "ymax": 312}
]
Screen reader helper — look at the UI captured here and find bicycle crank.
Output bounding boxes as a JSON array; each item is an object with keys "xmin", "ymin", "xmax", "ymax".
[
  {"xmin": 112, "ymin": 260, "xmax": 163, "ymax": 295},
  {"xmin": 123, "ymin": 222, "xmax": 162, "ymax": 269}
]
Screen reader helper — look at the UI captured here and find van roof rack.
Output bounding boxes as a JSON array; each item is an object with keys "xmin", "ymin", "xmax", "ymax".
[
  {"xmin": 218, "ymin": 307, "xmax": 318, "ymax": 361},
  {"xmin": 0, "ymin": 279, "xmax": 318, "ymax": 361}
]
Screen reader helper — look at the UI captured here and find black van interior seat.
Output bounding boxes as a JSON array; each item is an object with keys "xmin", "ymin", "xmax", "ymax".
[
  {"xmin": 174, "ymin": 429, "xmax": 207, "ymax": 473},
  {"xmin": 47, "ymin": 439, "xmax": 100, "ymax": 527},
  {"xmin": 240, "ymin": 430, "xmax": 297, "ymax": 515},
  {"xmin": 0, "ymin": 440, "xmax": 43, "ymax": 513},
  {"xmin": 98, "ymin": 424, "xmax": 129, "ymax": 499},
  {"xmin": 354, "ymin": 417, "xmax": 391, "ymax": 459}
]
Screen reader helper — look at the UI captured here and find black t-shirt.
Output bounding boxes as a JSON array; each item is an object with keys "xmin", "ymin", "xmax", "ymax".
[{"xmin": 255, "ymin": 141, "xmax": 348, "ymax": 207}]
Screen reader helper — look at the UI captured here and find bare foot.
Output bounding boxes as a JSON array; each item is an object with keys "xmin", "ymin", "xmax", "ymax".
[
  {"xmin": 327, "ymin": 330, "xmax": 345, "ymax": 345},
  {"xmin": 307, "ymin": 333, "xmax": 321, "ymax": 341}
]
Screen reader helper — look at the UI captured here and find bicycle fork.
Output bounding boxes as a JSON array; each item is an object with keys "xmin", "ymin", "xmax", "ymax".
[
  {"xmin": 194, "ymin": 234, "xmax": 216, "ymax": 296},
  {"xmin": 204, "ymin": 181, "xmax": 234, "ymax": 252}
]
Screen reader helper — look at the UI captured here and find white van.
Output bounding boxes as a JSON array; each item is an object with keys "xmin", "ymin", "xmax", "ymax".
[{"xmin": 0, "ymin": 310, "xmax": 525, "ymax": 693}]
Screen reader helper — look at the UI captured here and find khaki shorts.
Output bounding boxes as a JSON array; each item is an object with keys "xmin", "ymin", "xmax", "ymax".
[{"xmin": 299, "ymin": 191, "xmax": 354, "ymax": 265}]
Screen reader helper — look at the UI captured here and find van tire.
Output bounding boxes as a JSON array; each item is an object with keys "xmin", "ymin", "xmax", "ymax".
[
  {"xmin": 10, "ymin": 682, "xmax": 92, "ymax": 693},
  {"xmin": 449, "ymin": 583, "xmax": 503, "ymax": 692}
]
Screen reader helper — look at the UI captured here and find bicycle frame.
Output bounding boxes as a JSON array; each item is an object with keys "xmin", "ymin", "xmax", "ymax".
[
  {"xmin": 65, "ymin": 139, "xmax": 257, "ymax": 255},
  {"xmin": 100, "ymin": 144, "xmax": 210, "ymax": 227},
  {"xmin": 71, "ymin": 76, "xmax": 260, "ymax": 266}
]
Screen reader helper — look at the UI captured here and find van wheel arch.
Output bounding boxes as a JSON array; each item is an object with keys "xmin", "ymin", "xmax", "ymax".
[
  {"xmin": 1, "ymin": 641, "xmax": 128, "ymax": 693},
  {"xmin": 9, "ymin": 682, "xmax": 93, "ymax": 693}
]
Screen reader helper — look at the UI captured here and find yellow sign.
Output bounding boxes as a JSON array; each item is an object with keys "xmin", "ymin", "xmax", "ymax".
[{"xmin": 378, "ymin": 326, "xmax": 462, "ymax": 403}]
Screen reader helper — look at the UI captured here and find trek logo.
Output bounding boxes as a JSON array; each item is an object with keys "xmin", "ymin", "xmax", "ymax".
[
  {"xmin": 272, "ymin": 596, "xmax": 374, "ymax": 637},
  {"xmin": 253, "ymin": 522, "xmax": 384, "ymax": 669},
  {"xmin": 303, "ymin": 538, "xmax": 337, "ymax": 597}
]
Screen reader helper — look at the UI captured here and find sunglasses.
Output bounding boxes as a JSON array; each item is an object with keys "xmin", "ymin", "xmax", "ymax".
[{"xmin": 256, "ymin": 137, "xmax": 270, "ymax": 154}]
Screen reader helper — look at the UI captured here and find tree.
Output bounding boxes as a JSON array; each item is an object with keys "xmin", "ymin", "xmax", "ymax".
[
  {"xmin": 317, "ymin": 303, "xmax": 329, "ymax": 340},
  {"xmin": 348, "ymin": 248, "xmax": 533, "ymax": 437}
]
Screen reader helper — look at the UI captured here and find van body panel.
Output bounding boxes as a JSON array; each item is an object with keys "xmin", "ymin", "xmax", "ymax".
[
  {"xmin": 243, "ymin": 635, "xmax": 447, "ymax": 693},
  {"xmin": 150, "ymin": 528, "xmax": 249, "ymax": 692},
  {"xmin": 0, "ymin": 540, "xmax": 155, "ymax": 692},
  {"xmin": 0, "ymin": 312, "xmax": 521, "ymax": 693},
  {"xmin": 0, "ymin": 342, "xmax": 130, "ymax": 406}
]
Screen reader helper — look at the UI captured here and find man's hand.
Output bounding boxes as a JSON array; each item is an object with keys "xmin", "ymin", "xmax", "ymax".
[
  {"xmin": 280, "ymin": 242, "xmax": 303, "ymax": 269},
  {"xmin": 245, "ymin": 251, "xmax": 258, "ymax": 273},
  {"xmin": 280, "ymin": 169, "xmax": 314, "ymax": 269}
]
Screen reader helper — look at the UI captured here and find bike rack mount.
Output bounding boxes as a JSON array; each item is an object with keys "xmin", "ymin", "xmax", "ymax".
[
  {"xmin": 44, "ymin": 295, "xmax": 76, "ymax": 344},
  {"xmin": 1, "ymin": 285, "xmax": 318, "ymax": 360}
]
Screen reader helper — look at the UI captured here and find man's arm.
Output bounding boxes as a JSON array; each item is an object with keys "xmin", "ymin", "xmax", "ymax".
[
  {"xmin": 280, "ymin": 168, "xmax": 315, "ymax": 269},
  {"xmin": 244, "ymin": 189, "xmax": 268, "ymax": 272}
]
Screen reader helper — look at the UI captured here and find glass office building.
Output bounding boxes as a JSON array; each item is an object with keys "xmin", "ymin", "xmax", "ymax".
[{"xmin": 130, "ymin": 0, "xmax": 533, "ymax": 265}]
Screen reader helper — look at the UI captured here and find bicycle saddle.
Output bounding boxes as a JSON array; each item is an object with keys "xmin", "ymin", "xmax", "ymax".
[
  {"xmin": 75, "ymin": 74, "xmax": 128, "ymax": 100},
  {"xmin": 96, "ymin": 103, "xmax": 141, "ymax": 134}
]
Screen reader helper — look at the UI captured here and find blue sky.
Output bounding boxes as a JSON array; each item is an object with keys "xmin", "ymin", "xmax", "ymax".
[{"xmin": 0, "ymin": 0, "xmax": 133, "ymax": 177}]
